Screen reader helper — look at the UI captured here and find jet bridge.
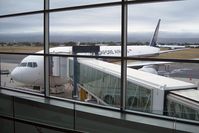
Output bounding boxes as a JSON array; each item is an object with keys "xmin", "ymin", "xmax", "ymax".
[
  {"xmin": 67, "ymin": 58, "xmax": 197, "ymax": 115},
  {"xmin": 48, "ymin": 46, "xmax": 198, "ymax": 118},
  {"xmin": 49, "ymin": 46, "xmax": 99, "ymax": 94},
  {"xmin": 167, "ymin": 89, "xmax": 199, "ymax": 121}
]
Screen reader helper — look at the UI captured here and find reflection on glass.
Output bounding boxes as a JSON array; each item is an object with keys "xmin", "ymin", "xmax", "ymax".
[
  {"xmin": 128, "ymin": 0, "xmax": 199, "ymax": 59},
  {"xmin": 0, "ymin": 14, "xmax": 43, "ymax": 53},
  {"xmin": 15, "ymin": 122, "xmax": 67, "ymax": 133},
  {"xmin": 126, "ymin": 82, "xmax": 151, "ymax": 112},
  {"xmin": 0, "ymin": 54, "xmax": 44, "ymax": 94},
  {"xmin": 50, "ymin": 57, "xmax": 121, "ymax": 107},
  {"xmin": 0, "ymin": 0, "xmax": 43, "ymax": 15},
  {"xmin": 0, "ymin": 118, "xmax": 14, "ymax": 133},
  {"xmin": 50, "ymin": 6, "xmax": 121, "ymax": 54},
  {"xmin": 50, "ymin": 0, "xmax": 120, "ymax": 9}
]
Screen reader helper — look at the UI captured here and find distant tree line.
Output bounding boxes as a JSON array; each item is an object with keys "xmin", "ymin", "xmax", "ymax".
[{"xmin": 0, "ymin": 41, "xmax": 199, "ymax": 47}]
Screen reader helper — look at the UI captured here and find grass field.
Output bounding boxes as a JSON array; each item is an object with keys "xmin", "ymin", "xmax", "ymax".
[
  {"xmin": 158, "ymin": 48, "xmax": 199, "ymax": 59},
  {"xmin": 0, "ymin": 46, "xmax": 198, "ymax": 59},
  {"xmin": 0, "ymin": 46, "xmax": 42, "ymax": 53}
]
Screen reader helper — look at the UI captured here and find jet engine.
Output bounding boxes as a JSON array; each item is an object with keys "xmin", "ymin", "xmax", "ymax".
[{"xmin": 138, "ymin": 65, "xmax": 158, "ymax": 75}]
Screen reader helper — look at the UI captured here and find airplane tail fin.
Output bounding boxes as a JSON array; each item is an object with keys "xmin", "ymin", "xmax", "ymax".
[{"xmin": 149, "ymin": 19, "xmax": 161, "ymax": 47}]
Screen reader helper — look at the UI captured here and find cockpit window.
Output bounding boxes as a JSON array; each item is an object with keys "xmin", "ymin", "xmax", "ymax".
[
  {"xmin": 19, "ymin": 62, "xmax": 37, "ymax": 68},
  {"xmin": 28, "ymin": 62, "xmax": 38, "ymax": 68},
  {"xmin": 28, "ymin": 62, "xmax": 33, "ymax": 67},
  {"xmin": 33, "ymin": 62, "xmax": 38, "ymax": 68},
  {"xmin": 19, "ymin": 62, "xmax": 27, "ymax": 67}
]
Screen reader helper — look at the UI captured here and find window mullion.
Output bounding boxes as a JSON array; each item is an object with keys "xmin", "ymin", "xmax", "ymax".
[
  {"xmin": 121, "ymin": 0, "xmax": 128, "ymax": 111},
  {"xmin": 44, "ymin": 0, "xmax": 50, "ymax": 97}
]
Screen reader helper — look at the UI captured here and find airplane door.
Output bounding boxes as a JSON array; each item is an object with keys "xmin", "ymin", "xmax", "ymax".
[
  {"xmin": 51, "ymin": 57, "xmax": 67, "ymax": 77},
  {"xmin": 52, "ymin": 57, "xmax": 60, "ymax": 76},
  {"xmin": 59, "ymin": 57, "xmax": 67, "ymax": 77}
]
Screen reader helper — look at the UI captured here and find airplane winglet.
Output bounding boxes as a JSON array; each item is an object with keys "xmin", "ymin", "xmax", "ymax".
[{"xmin": 149, "ymin": 19, "xmax": 161, "ymax": 47}]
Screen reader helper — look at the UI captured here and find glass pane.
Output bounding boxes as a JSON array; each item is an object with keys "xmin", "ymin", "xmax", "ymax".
[
  {"xmin": 0, "ymin": 94, "xmax": 13, "ymax": 117},
  {"xmin": 0, "ymin": 14, "xmax": 43, "ymax": 53},
  {"xmin": 0, "ymin": 118, "xmax": 14, "ymax": 133},
  {"xmin": 50, "ymin": 6, "xmax": 121, "ymax": 56},
  {"xmin": 50, "ymin": 0, "xmax": 120, "ymax": 9},
  {"xmin": 167, "ymin": 96, "xmax": 199, "ymax": 121},
  {"xmin": 0, "ymin": 0, "xmax": 44, "ymax": 15},
  {"xmin": 126, "ymin": 60, "xmax": 199, "ymax": 119},
  {"xmin": 14, "ymin": 98, "xmax": 74, "ymax": 129},
  {"xmin": 0, "ymin": 54, "xmax": 44, "ymax": 94},
  {"xmin": 15, "ymin": 122, "xmax": 66, "ymax": 133},
  {"xmin": 128, "ymin": 0, "xmax": 199, "ymax": 59},
  {"xmin": 0, "ymin": 0, "xmax": 43, "ymax": 15},
  {"xmin": 126, "ymin": 66, "xmax": 153, "ymax": 113},
  {"xmin": 50, "ymin": 57, "xmax": 121, "ymax": 108}
]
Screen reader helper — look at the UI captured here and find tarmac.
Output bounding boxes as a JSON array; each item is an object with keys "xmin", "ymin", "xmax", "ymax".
[
  {"xmin": 0, "ymin": 62, "xmax": 73, "ymax": 99},
  {"xmin": 0, "ymin": 58, "xmax": 199, "ymax": 99}
]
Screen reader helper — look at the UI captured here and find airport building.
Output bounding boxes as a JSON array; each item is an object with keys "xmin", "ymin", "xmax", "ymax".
[{"xmin": 0, "ymin": 0, "xmax": 199, "ymax": 133}]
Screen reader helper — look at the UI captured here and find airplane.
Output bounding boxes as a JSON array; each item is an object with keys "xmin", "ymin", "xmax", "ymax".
[
  {"xmin": 187, "ymin": 45, "xmax": 199, "ymax": 48},
  {"xmin": 10, "ymin": 19, "xmax": 186, "ymax": 88}
]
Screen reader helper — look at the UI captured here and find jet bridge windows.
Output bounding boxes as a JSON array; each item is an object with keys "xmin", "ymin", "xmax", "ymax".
[{"xmin": 19, "ymin": 62, "xmax": 38, "ymax": 68}]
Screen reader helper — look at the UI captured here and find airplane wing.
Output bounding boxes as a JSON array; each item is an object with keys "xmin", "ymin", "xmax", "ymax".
[
  {"xmin": 127, "ymin": 48, "xmax": 188, "ymax": 68},
  {"xmin": 159, "ymin": 48, "xmax": 189, "ymax": 54},
  {"xmin": 127, "ymin": 61, "xmax": 171, "ymax": 68}
]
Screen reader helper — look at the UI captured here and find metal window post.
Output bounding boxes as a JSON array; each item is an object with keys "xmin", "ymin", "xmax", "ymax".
[
  {"xmin": 121, "ymin": 0, "xmax": 128, "ymax": 111},
  {"xmin": 73, "ymin": 53, "xmax": 78, "ymax": 100},
  {"xmin": 44, "ymin": 0, "xmax": 50, "ymax": 97},
  {"xmin": 0, "ymin": 55, "xmax": 1, "ymax": 86}
]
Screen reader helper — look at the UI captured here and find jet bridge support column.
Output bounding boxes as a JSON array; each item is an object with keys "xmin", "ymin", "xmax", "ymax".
[
  {"xmin": 73, "ymin": 53, "xmax": 78, "ymax": 100},
  {"xmin": 72, "ymin": 46, "xmax": 100, "ymax": 100}
]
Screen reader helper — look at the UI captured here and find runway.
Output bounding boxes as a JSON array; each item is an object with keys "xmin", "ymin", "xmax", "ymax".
[{"xmin": 0, "ymin": 54, "xmax": 25, "ymax": 63}]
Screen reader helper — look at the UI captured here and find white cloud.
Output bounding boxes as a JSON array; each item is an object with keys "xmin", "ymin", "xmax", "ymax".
[
  {"xmin": 1, "ymin": 0, "xmax": 199, "ymax": 40},
  {"xmin": 128, "ymin": 0, "xmax": 199, "ymax": 34}
]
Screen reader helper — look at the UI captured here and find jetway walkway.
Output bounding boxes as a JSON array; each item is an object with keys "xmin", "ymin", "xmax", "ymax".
[
  {"xmin": 167, "ymin": 89, "xmax": 199, "ymax": 121},
  {"xmin": 66, "ymin": 58, "xmax": 197, "ymax": 116}
]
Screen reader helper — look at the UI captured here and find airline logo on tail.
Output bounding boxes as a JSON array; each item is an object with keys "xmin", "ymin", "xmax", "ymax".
[{"xmin": 150, "ymin": 19, "xmax": 161, "ymax": 47}]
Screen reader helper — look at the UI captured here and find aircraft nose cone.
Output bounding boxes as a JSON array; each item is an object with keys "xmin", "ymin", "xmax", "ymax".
[
  {"xmin": 10, "ymin": 68, "xmax": 20, "ymax": 82},
  {"xmin": 10, "ymin": 69, "xmax": 16, "ymax": 80}
]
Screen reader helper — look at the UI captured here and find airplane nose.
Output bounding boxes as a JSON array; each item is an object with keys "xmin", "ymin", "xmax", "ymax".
[
  {"xmin": 10, "ymin": 69, "xmax": 16, "ymax": 79},
  {"xmin": 10, "ymin": 68, "xmax": 20, "ymax": 81}
]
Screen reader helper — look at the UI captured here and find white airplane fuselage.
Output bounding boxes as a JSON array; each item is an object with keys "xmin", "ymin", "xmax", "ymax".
[
  {"xmin": 11, "ymin": 45, "xmax": 160, "ymax": 87},
  {"xmin": 99, "ymin": 46, "xmax": 160, "ymax": 57}
]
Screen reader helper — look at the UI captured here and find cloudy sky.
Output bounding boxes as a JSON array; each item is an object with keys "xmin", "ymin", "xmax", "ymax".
[{"xmin": 0, "ymin": 0, "xmax": 199, "ymax": 42}]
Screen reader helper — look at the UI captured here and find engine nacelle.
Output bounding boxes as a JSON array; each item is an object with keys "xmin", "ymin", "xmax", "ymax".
[{"xmin": 138, "ymin": 66, "xmax": 158, "ymax": 75}]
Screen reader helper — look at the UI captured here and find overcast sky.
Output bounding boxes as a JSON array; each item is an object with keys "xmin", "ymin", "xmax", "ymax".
[{"xmin": 0, "ymin": 0, "xmax": 199, "ymax": 42}]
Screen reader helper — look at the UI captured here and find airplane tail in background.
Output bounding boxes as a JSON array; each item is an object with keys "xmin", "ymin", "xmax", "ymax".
[{"xmin": 149, "ymin": 19, "xmax": 161, "ymax": 47}]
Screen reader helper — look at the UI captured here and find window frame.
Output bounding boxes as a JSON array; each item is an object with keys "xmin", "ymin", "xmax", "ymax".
[{"xmin": 0, "ymin": 0, "xmax": 199, "ymax": 122}]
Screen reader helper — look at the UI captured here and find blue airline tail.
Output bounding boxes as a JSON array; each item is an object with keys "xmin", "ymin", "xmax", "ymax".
[{"xmin": 149, "ymin": 19, "xmax": 161, "ymax": 47}]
